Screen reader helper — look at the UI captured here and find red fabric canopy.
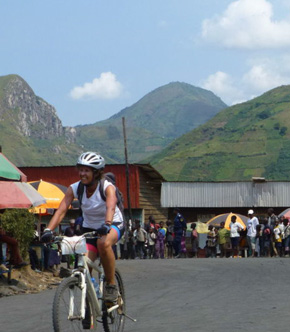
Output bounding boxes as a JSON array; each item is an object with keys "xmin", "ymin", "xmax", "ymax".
[{"xmin": 0, "ymin": 181, "xmax": 46, "ymax": 209}]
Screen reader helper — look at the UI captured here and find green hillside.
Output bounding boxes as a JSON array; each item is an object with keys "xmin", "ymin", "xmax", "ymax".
[
  {"xmin": 149, "ymin": 85, "xmax": 290, "ymax": 181},
  {"xmin": 76, "ymin": 82, "xmax": 227, "ymax": 162},
  {"xmin": 0, "ymin": 75, "xmax": 227, "ymax": 166},
  {"xmin": 0, "ymin": 74, "xmax": 82, "ymax": 166}
]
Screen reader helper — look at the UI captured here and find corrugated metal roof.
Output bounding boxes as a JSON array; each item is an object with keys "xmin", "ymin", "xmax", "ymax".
[{"xmin": 161, "ymin": 181, "xmax": 290, "ymax": 208}]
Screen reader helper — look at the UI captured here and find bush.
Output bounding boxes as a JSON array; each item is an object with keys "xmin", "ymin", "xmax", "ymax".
[
  {"xmin": 280, "ymin": 127, "xmax": 287, "ymax": 136},
  {"xmin": 1, "ymin": 209, "xmax": 36, "ymax": 260},
  {"xmin": 258, "ymin": 110, "xmax": 271, "ymax": 119}
]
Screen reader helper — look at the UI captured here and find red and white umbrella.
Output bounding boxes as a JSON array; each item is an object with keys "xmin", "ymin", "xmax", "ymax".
[{"xmin": 0, "ymin": 181, "xmax": 46, "ymax": 209}]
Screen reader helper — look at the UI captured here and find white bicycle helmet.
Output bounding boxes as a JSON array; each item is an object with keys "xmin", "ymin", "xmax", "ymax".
[{"xmin": 77, "ymin": 152, "xmax": 105, "ymax": 170}]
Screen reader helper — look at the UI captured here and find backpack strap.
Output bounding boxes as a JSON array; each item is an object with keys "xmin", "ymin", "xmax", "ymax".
[
  {"xmin": 77, "ymin": 181, "xmax": 85, "ymax": 207},
  {"xmin": 99, "ymin": 178, "xmax": 106, "ymax": 201}
]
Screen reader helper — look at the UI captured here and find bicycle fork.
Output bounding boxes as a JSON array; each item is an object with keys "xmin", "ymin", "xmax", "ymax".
[{"xmin": 68, "ymin": 272, "xmax": 87, "ymax": 320}]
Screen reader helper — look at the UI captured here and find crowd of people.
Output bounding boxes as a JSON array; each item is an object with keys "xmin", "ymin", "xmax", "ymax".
[
  {"xmin": 118, "ymin": 208, "xmax": 187, "ymax": 259},
  {"xmin": 116, "ymin": 207, "xmax": 290, "ymax": 260},
  {"xmin": 204, "ymin": 208, "xmax": 290, "ymax": 258}
]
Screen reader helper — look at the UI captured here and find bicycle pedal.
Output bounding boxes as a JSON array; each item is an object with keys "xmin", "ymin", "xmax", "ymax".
[{"xmin": 117, "ymin": 296, "xmax": 124, "ymax": 314}]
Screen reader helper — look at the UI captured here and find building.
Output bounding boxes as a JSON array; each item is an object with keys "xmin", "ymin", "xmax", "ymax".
[
  {"xmin": 161, "ymin": 179, "xmax": 289, "ymax": 222},
  {"xmin": 20, "ymin": 164, "xmax": 167, "ymax": 225}
]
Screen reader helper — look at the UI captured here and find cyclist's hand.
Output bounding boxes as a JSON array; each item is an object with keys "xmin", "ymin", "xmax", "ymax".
[
  {"xmin": 98, "ymin": 223, "xmax": 111, "ymax": 236},
  {"xmin": 41, "ymin": 228, "xmax": 53, "ymax": 243}
]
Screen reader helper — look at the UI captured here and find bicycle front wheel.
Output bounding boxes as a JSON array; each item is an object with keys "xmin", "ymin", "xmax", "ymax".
[
  {"xmin": 102, "ymin": 268, "xmax": 126, "ymax": 332},
  {"xmin": 52, "ymin": 276, "xmax": 97, "ymax": 331}
]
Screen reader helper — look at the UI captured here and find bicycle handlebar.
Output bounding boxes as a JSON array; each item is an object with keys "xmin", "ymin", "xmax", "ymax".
[{"xmin": 54, "ymin": 230, "xmax": 101, "ymax": 243}]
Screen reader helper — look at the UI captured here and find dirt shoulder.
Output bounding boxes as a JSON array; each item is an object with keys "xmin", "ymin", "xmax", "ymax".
[{"xmin": 0, "ymin": 266, "xmax": 61, "ymax": 297}]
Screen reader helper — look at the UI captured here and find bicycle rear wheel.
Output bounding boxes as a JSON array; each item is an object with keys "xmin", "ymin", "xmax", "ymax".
[
  {"xmin": 102, "ymin": 268, "xmax": 126, "ymax": 332},
  {"xmin": 53, "ymin": 276, "xmax": 97, "ymax": 331}
]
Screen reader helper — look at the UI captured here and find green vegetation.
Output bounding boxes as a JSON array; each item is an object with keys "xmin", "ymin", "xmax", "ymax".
[
  {"xmin": 1, "ymin": 209, "xmax": 35, "ymax": 260},
  {"xmin": 4, "ymin": 74, "xmax": 290, "ymax": 182},
  {"xmin": 150, "ymin": 85, "xmax": 290, "ymax": 181},
  {"xmin": 76, "ymin": 82, "xmax": 227, "ymax": 162},
  {"xmin": 0, "ymin": 75, "xmax": 227, "ymax": 166}
]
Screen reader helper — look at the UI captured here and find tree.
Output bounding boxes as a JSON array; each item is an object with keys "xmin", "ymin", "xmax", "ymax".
[{"xmin": 1, "ymin": 209, "xmax": 35, "ymax": 260}]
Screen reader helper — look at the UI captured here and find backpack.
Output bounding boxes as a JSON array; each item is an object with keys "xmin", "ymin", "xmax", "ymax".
[{"xmin": 77, "ymin": 172, "xmax": 125, "ymax": 220}]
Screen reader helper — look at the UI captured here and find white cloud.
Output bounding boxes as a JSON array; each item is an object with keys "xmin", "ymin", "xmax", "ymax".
[
  {"xmin": 202, "ymin": 0, "xmax": 290, "ymax": 49},
  {"xmin": 70, "ymin": 72, "xmax": 123, "ymax": 100},
  {"xmin": 201, "ymin": 71, "xmax": 244, "ymax": 105},
  {"xmin": 202, "ymin": 57, "xmax": 290, "ymax": 105},
  {"xmin": 242, "ymin": 63, "xmax": 289, "ymax": 92}
]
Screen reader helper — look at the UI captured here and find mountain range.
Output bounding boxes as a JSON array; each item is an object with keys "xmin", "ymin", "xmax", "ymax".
[
  {"xmin": 3, "ymin": 74, "xmax": 290, "ymax": 182},
  {"xmin": 0, "ymin": 74, "xmax": 226, "ymax": 166}
]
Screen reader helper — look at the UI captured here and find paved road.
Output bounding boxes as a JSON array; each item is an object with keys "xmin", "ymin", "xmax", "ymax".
[{"xmin": 1, "ymin": 258, "xmax": 290, "ymax": 332}]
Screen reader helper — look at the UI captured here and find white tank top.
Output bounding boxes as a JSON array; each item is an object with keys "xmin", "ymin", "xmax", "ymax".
[{"xmin": 71, "ymin": 180, "xmax": 123, "ymax": 229}]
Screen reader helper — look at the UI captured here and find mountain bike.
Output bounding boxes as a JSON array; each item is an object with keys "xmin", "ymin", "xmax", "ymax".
[{"xmin": 51, "ymin": 231, "xmax": 136, "ymax": 331}]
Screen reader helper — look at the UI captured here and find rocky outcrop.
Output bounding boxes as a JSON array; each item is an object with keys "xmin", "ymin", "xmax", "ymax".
[{"xmin": 1, "ymin": 75, "xmax": 76, "ymax": 143}]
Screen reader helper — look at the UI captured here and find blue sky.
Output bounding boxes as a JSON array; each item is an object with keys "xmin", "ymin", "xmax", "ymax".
[{"xmin": 2, "ymin": 0, "xmax": 290, "ymax": 126}]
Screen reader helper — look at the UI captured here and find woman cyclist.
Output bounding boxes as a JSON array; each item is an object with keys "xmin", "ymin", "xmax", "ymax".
[{"xmin": 41, "ymin": 151, "xmax": 125, "ymax": 304}]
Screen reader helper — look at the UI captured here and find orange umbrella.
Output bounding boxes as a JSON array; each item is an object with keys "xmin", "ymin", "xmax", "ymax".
[
  {"xmin": 29, "ymin": 180, "xmax": 68, "ymax": 213},
  {"xmin": 206, "ymin": 212, "xmax": 247, "ymax": 230}
]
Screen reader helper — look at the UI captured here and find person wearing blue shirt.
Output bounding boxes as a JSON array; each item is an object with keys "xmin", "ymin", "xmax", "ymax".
[{"xmin": 173, "ymin": 208, "xmax": 186, "ymax": 258}]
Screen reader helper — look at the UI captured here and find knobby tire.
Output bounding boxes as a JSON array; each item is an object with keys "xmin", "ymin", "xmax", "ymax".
[
  {"xmin": 52, "ymin": 276, "xmax": 97, "ymax": 331},
  {"xmin": 102, "ymin": 268, "xmax": 126, "ymax": 332}
]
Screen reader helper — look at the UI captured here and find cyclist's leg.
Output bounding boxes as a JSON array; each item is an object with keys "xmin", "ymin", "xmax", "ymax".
[{"xmin": 97, "ymin": 229, "xmax": 118, "ymax": 285}]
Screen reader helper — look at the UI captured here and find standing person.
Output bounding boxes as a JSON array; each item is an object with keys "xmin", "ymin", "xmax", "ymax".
[
  {"xmin": 41, "ymin": 151, "xmax": 125, "ymax": 305},
  {"xmin": 273, "ymin": 219, "xmax": 283, "ymax": 257},
  {"xmin": 267, "ymin": 208, "xmax": 278, "ymax": 228},
  {"xmin": 62, "ymin": 219, "xmax": 77, "ymax": 268},
  {"xmin": 64, "ymin": 219, "xmax": 76, "ymax": 237},
  {"xmin": 133, "ymin": 221, "xmax": 147, "ymax": 259},
  {"xmin": 147, "ymin": 228, "xmax": 156, "ymax": 259},
  {"xmin": 147, "ymin": 215, "xmax": 156, "ymax": 232},
  {"xmin": 255, "ymin": 224, "xmax": 262, "ymax": 257},
  {"xmin": 190, "ymin": 223, "xmax": 198, "ymax": 258},
  {"xmin": 262, "ymin": 224, "xmax": 272, "ymax": 257},
  {"xmin": 173, "ymin": 208, "xmax": 187, "ymax": 258},
  {"xmin": 127, "ymin": 230, "xmax": 136, "ymax": 259},
  {"xmin": 229, "ymin": 215, "xmax": 244, "ymax": 258},
  {"xmin": 283, "ymin": 219, "xmax": 290, "ymax": 257},
  {"xmin": 280, "ymin": 218, "xmax": 287, "ymax": 256},
  {"xmin": 207, "ymin": 225, "xmax": 217, "ymax": 258},
  {"xmin": 155, "ymin": 222, "xmax": 166, "ymax": 259},
  {"xmin": 267, "ymin": 209, "xmax": 278, "ymax": 257},
  {"xmin": 180, "ymin": 230, "xmax": 187, "ymax": 258},
  {"xmin": 217, "ymin": 222, "xmax": 230, "ymax": 258},
  {"xmin": 246, "ymin": 210, "xmax": 259, "ymax": 258},
  {"xmin": 166, "ymin": 220, "xmax": 174, "ymax": 259}
]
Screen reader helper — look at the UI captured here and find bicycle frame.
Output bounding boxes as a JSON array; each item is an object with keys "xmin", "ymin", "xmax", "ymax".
[
  {"xmin": 54, "ymin": 232, "xmax": 136, "ymax": 329},
  {"xmin": 68, "ymin": 252, "xmax": 104, "ymax": 319}
]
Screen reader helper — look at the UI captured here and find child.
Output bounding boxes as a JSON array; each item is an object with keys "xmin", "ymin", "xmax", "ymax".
[
  {"xmin": 207, "ymin": 225, "xmax": 217, "ymax": 258},
  {"xmin": 217, "ymin": 222, "xmax": 230, "ymax": 258},
  {"xmin": 166, "ymin": 220, "xmax": 174, "ymax": 259},
  {"xmin": 155, "ymin": 222, "xmax": 166, "ymax": 259},
  {"xmin": 273, "ymin": 220, "xmax": 282, "ymax": 257},
  {"xmin": 147, "ymin": 228, "xmax": 156, "ymax": 259},
  {"xmin": 191, "ymin": 223, "xmax": 198, "ymax": 258},
  {"xmin": 262, "ymin": 224, "xmax": 271, "ymax": 257}
]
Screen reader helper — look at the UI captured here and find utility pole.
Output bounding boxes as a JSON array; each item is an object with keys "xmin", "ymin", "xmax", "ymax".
[{"xmin": 122, "ymin": 117, "xmax": 132, "ymax": 253}]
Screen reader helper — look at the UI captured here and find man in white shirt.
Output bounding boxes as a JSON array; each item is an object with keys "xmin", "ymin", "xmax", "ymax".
[{"xmin": 246, "ymin": 209, "xmax": 259, "ymax": 257}]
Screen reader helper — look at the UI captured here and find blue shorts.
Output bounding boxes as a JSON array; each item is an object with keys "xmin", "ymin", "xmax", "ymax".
[{"xmin": 82, "ymin": 222, "xmax": 125, "ymax": 253}]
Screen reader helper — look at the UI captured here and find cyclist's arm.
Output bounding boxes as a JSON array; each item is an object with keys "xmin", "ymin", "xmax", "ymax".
[
  {"xmin": 105, "ymin": 185, "xmax": 117, "ymax": 224},
  {"xmin": 46, "ymin": 186, "xmax": 75, "ymax": 231}
]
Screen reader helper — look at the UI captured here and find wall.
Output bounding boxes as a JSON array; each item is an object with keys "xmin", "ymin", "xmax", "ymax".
[{"xmin": 138, "ymin": 168, "xmax": 168, "ymax": 225}]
